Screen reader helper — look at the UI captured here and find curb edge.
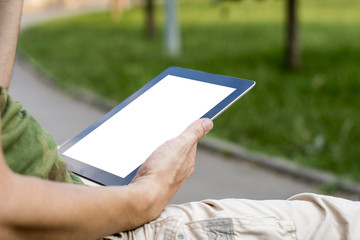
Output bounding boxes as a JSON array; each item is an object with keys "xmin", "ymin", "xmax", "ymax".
[
  {"xmin": 17, "ymin": 53, "xmax": 360, "ymax": 196},
  {"xmin": 200, "ymin": 137, "xmax": 360, "ymax": 195}
]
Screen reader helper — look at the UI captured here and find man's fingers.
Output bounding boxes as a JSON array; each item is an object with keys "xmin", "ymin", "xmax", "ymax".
[{"xmin": 181, "ymin": 118, "xmax": 213, "ymax": 144}]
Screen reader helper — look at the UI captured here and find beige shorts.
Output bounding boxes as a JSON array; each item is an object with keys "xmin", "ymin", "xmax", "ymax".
[{"xmin": 103, "ymin": 193, "xmax": 360, "ymax": 240}]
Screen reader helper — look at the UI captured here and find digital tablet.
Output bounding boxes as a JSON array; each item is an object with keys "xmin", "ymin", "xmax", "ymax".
[{"xmin": 58, "ymin": 67, "xmax": 255, "ymax": 186}]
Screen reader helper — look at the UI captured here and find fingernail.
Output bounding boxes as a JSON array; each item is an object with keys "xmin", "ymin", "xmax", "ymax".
[{"xmin": 202, "ymin": 119, "xmax": 213, "ymax": 135}]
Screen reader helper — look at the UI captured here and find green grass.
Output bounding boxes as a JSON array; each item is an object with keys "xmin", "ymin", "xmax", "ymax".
[{"xmin": 19, "ymin": 0, "xmax": 360, "ymax": 181}]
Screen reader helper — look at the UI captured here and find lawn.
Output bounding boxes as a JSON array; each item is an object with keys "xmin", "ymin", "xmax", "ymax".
[{"xmin": 19, "ymin": 0, "xmax": 360, "ymax": 181}]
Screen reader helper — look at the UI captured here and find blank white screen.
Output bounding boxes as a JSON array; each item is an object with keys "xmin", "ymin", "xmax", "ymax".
[{"xmin": 63, "ymin": 75, "xmax": 235, "ymax": 178}]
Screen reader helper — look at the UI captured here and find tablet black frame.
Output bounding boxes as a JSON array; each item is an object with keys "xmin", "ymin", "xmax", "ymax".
[{"xmin": 58, "ymin": 67, "xmax": 255, "ymax": 186}]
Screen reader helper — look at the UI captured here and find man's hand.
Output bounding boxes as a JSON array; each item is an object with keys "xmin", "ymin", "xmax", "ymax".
[
  {"xmin": 0, "ymin": 117, "xmax": 212, "ymax": 239},
  {"xmin": 129, "ymin": 118, "xmax": 213, "ymax": 218}
]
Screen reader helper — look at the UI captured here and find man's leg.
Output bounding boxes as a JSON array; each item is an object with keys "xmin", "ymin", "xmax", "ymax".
[{"xmin": 122, "ymin": 193, "xmax": 360, "ymax": 240}]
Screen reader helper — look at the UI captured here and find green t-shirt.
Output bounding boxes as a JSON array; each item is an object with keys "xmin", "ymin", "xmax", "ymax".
[{"xmin": 0, "ymin": 87, "xmax": 82, "ymax": 184}]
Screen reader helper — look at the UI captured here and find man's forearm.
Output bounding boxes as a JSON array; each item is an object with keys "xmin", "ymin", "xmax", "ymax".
[
  {"xmin": 0, "ymin": 116, "xmax": 211, "ymax": 239},
  {"xmin": 0, "ymin": 0, "xmax": 24, "ymax": 90},
  {"xmin": 0, "ymin": 171, "xmax": 159, "ymax": 240}
]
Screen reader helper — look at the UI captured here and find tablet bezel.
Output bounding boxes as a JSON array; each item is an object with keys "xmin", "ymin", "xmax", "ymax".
[{"xmin": 58, "ymin": 67, "xmax": 255, "ymax": 186}]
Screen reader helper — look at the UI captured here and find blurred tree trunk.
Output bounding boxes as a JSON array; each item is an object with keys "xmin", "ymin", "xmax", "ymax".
[
  {"xmin": 111, "ymin": 0, "xmax": 127, "ymax": 20},
  {"xmin": 145, "ymin": 0, "xmax": 156, "ymax": 37},
  {"xmin": 165, "ymin": 0, "xmax": 181, "ymax": 56},
  {"xmin": 286, "ymin": 0, "xmax": 300, "ymax": 70},
  {"xmin": 56, "ymin": 0, "xmax": 64, "ymax": 6}
]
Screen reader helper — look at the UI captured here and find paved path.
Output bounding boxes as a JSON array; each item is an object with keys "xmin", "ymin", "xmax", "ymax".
[
  {"xmin": 9, "ymin": 8, "xmax": 357, "ymax": 204},
  {"xmin": 10, "ymin": 58, "xmax": 321, "ymax": 204}
]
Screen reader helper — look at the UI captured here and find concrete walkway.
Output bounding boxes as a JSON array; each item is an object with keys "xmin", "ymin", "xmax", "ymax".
[
  {"xmin": 9, "ymin": 8, "xmax": 358, "ymax": 204},
  {"xmin": 9, "ymin": 60, "xmax": 316, "ymax": 203}
]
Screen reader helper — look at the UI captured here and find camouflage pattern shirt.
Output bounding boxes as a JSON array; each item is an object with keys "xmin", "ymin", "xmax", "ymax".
[{"xmin": 0, "ymin": 87, "xmax": 82, "ymax": 184}]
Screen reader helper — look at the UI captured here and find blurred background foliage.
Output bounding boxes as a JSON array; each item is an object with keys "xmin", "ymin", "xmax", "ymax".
[{"xmin": 19, "ymin": 0, "xmax": 360, "ymax": 181}]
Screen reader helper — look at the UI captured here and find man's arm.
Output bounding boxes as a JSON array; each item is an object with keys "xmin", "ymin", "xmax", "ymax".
[
  {"xmin": 0, "ymin": 118, "xmax": 213, "ymax": 240},
  {"xmin": 0, "ymin": 0, "xmax": 23, "ymax": 90},
  {"xmin": 0, "ymin": 2, "xmax": 214, "ymax": 238}
]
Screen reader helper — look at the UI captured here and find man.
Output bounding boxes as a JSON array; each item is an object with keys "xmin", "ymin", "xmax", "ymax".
[
  {"xmin": 0, "ymin": 1, "xmax": 359, "ymax": 239},
  {"xmin": 0, "ymin": 1, "xmax": 213, "ymax": 239}
]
